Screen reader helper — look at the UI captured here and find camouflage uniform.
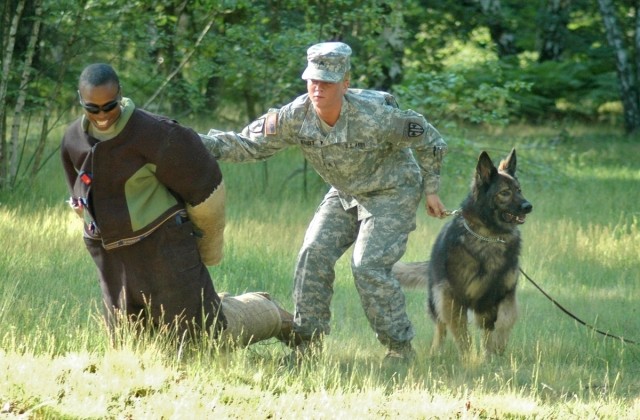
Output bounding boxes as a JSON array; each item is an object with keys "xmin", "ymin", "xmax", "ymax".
[{"xmin": 200, "ymin": 42, "xmax": 447, "ymax": 351}]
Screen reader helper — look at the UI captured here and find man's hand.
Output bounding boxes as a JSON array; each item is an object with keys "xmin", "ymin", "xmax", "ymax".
[
  {"xmin": 425, "ymin": 194, "xmax": 447, "ymax": 218},
  {"xmin": 68, "ymin": 197, "xmax": 84, "ymax": 218}
]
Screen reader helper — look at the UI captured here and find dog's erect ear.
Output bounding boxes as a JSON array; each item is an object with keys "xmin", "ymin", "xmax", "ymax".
[
  {"xmin": 476, "ymin": 151, "xmax": 497, "ymax": 186},
  {"xmin": 499, "ymin": 148, "xmax": 517, "ymax": 176}
]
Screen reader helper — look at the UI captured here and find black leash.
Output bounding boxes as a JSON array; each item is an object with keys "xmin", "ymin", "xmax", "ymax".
[{"xmin": 519, "ymin": 267, "xmax": 637, "ymax": 345}]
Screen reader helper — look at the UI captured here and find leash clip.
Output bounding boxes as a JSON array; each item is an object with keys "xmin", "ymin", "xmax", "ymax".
[{"xmin": 442, "ymin": 209, "xmax": 461, "ymax": 217}]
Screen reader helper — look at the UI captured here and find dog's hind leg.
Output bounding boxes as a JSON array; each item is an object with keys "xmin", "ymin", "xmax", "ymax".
[
  {"xmin": 435, "ymin": 291, "xmax": 471, "ymax": 356},
  {"xmin": 428, "ymin": 286, "xmax": 446, "ymax": 354},
  {"xmin": 430, "ymin": 320, "xmax": 447, "ymax": 355}
]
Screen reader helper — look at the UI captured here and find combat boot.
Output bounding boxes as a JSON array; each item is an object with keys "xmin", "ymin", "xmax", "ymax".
[
  {"xmin": 383, "ymin": 340, "xmax": 416, "ymax": 365},
  {"xmin": 282, "ymin": 338, "xmax": 323, "ymax": 367}
]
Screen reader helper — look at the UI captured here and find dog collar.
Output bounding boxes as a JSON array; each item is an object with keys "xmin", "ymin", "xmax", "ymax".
[{"xmin": 462, "ymin": 218, "xmax": 506, "ymax": 243}]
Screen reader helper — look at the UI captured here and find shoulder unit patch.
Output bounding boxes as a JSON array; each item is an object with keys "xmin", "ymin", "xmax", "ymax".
[{"xmin": 407, "ymin": 121, "xmax": 424, "ymax": 137}]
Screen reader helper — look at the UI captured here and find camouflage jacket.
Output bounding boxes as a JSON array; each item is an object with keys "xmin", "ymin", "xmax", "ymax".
[{"xmin": 201, "ymin": 89, "xmax": 446, "ymax": 219}]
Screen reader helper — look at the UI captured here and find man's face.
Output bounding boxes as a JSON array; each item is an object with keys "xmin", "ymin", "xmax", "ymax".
[
  {"xmin": 306, "ymin": 78, "xmax": 349, "ymax": 113},
  {"xmin": 78, "ymin": 82, "xmax": 121, "ymax": 131}
]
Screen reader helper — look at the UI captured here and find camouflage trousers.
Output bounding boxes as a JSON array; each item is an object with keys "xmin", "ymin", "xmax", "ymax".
[{"xmin": 293, "ymin": 190, "xmax": 419, "ymax": 346}]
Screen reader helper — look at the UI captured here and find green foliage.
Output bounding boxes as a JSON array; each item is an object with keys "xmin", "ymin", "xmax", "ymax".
[
  {"xmin": 505, "ymin": 55, "xmax": 619, "ymax": 120},
  {"xmin": 3, "ymin": 0, "xmax": 627, "ymax": 122},
  {"xmin": 7, "ymin": 0, "xmax": 621, "ymax": 122},
  {"xmin": 394, "ymin": 67, "xmax": 531, "ymax": 127}
]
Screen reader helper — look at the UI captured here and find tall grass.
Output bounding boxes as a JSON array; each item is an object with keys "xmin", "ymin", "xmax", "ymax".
[{"xmin": 0, "ymin": 122, "xmax": 638, "ymax": 418}]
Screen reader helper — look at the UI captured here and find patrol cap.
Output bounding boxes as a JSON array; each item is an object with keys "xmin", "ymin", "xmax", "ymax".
[{"xmin": 301, "ymin": 42, "xmax": 352, "ymax": 83}]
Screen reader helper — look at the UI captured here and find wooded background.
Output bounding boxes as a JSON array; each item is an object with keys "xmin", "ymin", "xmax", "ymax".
[{"xmin": 0, "ymin": 0, "xmax": 637, "ymax": 191}]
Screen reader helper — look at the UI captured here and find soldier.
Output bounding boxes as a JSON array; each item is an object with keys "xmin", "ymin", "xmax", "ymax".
[
  {"xmin": 61, "ymin": 63, "xmax": 292, "ymax": 347},
  {"xmin": 200, "ymin": 42, "xmax": 448, "ymax": 364}
]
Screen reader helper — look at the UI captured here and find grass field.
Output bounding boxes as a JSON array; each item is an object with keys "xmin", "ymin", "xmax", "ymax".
[{"xmin": 0, "ymin": 122, "xmax": 638, "ymax": 418}]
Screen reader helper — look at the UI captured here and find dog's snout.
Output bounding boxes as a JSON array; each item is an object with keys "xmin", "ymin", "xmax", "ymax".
[{"xmin": 521, "ymin": 201, "xmax": 533, "ymax": 213}]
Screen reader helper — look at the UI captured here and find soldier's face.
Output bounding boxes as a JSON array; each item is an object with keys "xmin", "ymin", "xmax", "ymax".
[
  {"xmin": 307, "ymin": 79, "xmax": 349, "ymax": 112},
  {"xmin": 78, "ymin": 82, "xmax": 122, "ymax": 132}
]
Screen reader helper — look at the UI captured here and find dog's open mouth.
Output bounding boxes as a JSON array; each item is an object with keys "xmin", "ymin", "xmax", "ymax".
[{"xmin": 503, "ymin": 212, "xmax": 527, "ymax": 224}]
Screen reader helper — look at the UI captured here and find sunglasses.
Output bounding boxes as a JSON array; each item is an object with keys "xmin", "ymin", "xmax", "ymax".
[{"xmin": 77, "ymin": 88, "xmax": 121, "ymax": 114}]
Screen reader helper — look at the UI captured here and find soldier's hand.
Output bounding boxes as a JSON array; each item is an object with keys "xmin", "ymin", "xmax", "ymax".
[{"xmin": 425, "ymin": 194, "xmax": 446, "ymax": 218}]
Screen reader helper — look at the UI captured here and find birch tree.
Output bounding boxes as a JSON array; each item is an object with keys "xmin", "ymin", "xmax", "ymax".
[
  {"xmin": 9, "ymin": 0, "xmax": 42, "ymax": 185},
  {"xmin": 597, "ymin": 0, "xmax": 640, "ymax": 133},
  {"xmin": 0, "ymin": 0, "xmax": 25, "ymax": 189}
]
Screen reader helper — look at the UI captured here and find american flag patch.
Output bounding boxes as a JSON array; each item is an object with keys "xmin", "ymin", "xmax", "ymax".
[{"xmin": 265, "ymin": 112, "xmax": 277, "ymax": 135}]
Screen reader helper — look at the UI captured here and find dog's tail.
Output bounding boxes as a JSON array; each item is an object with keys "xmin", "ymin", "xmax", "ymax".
[{"xmin": 392, "ymin": 261, "xmax": 429, "ymax": 289}]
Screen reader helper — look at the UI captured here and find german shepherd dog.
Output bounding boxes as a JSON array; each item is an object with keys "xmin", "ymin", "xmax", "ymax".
[{"xmin": 393, "ymin": 148, "xmax": 532, "ymax": 357}]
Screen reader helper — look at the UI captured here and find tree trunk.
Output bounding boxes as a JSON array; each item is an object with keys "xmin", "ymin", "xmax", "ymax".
[
  {"xmin": 32, "ymin": 0, "xmax": 88, "ymax": 178},
  {"xmin": 635, "ymin": 5, "xmax": 640, "ymax": 92},
  {"xmin": 477, "ymin": 0, "xmax": 518, "ymax": 57},
  {"xmin": 597, "ymin": 0, "xmax": 640, "ymax": 133},
  {"xmin": 143, "ymin": 12, "xmax": 217, "ymax": 109},
  {"xmin": 538, "ymin": 0, "xmax": 570, "ymax": 62},
  {"xmin": 0, "ymin": 0, "xmax": 26, "ymax": 189},
  {"xmin": 9, "ymin": 0, "xmax": 42, "ymax": 186}
]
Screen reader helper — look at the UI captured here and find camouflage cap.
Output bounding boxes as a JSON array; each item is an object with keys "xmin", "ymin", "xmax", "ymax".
[{"xmin": 301, "ymin": 42, "xmax": 352, "ymax": 83}]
